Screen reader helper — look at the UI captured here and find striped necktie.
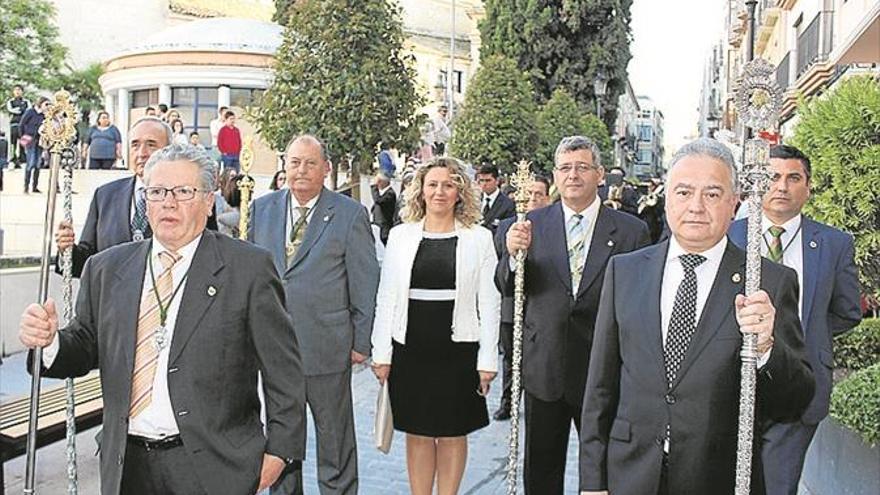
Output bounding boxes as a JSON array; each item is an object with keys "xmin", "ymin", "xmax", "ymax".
[
  {"xmin": 567, "ymin": 214, "xmax": 587, "ymax": 293},
  {"xmin": 286, "ymin": 206, "xmax": 310, "ymax": 266},
  {"xmin": 129, "ymin": 250, "xmax": 180, "ymax": 418},
  {"xmin": 131, "ymin": 187, "xmax": 151, "ymax": 240},
  {"xmin": 767, "ymin": 225, "xmax": 785, "ymax": 262}
]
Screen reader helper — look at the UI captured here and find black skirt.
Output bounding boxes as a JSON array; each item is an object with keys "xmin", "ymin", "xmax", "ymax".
[{"xmin": 389, "ymin": 298, "xmax": 489, "ymax": 437}]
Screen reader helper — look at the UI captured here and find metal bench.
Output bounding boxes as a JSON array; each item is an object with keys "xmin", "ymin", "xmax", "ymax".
[{"xmin": 0, "ymin": 374, "xmax": 103, "ymax": 494}]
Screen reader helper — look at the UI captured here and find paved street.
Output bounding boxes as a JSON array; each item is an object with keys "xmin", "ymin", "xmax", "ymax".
[{"xmin": 1, "ymin": 350, "xmax": 580, "ymax": 494}]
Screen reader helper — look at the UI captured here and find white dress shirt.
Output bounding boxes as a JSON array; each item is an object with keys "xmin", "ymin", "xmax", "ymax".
[
  {"xmin": 285, "ymin": 190, "xmax": 320, "ymax": 242},
  {"xmin": 44, "ymin": 234, "xmax": 202, "ymax": 439},
  {"xmin": 762, "ymin": 214, "xmax": 804, "ymax": 318},
  {"xmin": 661, "ymin": 235, "xmax": 771, "ymax": 367},
  {"xmin": 482, "ymin": 189, "xmax": 500, "ymax": 212}
]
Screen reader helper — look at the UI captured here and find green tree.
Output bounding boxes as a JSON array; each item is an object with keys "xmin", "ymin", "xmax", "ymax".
[
  {"xmin": 449, "ymin": 55, "xmax": 537, "ymax": 174},
  {"xmin": 535, "ymin": 88, "xmax": 611, "ymax": 171},
  {"xmin": 255, "ymin": 0, "xmax": 423, "ymax": 193},
  {"xmin": 273, "ymin": 0, "xmax": 296, "ymax": 25},
  {"xmin": 0, "ymin": 0, "xmax": 67, "ymax": 98},
  {"xmin": 54, "ymin": 63, "xmax": 105, "ymax": 113},
  {"xmin": 480, "ymin": 0, "xmax": 633, "ymax": 129},
  {"xmin": 791, "ymin": 75, "xmax": 880, "ymax": 296}
]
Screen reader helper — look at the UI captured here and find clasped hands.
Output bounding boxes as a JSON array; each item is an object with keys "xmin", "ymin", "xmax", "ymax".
[{"xmin": 371, "ymin": 363, "xmax": 496, "ymax": 396}]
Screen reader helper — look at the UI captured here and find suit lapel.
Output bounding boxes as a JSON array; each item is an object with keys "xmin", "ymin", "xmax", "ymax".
[
  {"xmin": 801, "ymin": 217, "xmax": 820, "ymax": 327},
  {"xmin": 112, "ymin": 241, "xmax": 150, "ymax": 375},
  {"xmin": 642, "ymin": 242, "xmax": 669, "ymax": 375},
  {"xmin": 265, "ymin": 190, "xmax": 288, "ymax": 275},
  {"xmin": 673, "ymin": 241, "xmax": 744, "ymax": 388},
  {"xmin": 288, "ymin": 188, "xmax": 334, "ymax": 272},
  {"xmin": 168, "ymin": 232, "xmax": 224, "ymax": 365},
  {"xmin": 577, "ymin": 206, "xmax": 617, "ymax": 298},
  {"xmin": 115, "ymin": 177, "xmax": 137, "ymax": 242},
  {"xmin": 542, "ymin": 203, "xmax": 573, "ymax": 293}
]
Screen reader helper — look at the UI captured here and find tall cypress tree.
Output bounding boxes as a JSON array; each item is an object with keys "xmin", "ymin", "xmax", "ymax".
[{"xmin": 480, "ymin": 0, "xmax": 633, "ymax": 128}]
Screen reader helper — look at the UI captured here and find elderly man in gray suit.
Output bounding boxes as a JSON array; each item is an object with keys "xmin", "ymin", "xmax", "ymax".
[
  {"xmin": 20, "ymin": 144, "xmax": 306, "ymax": 494},
  {"xmin": 250, "ymin": 134, "xmax": 380, "ymax": 494}
]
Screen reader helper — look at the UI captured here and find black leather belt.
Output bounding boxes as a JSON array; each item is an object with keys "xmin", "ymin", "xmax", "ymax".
[{"xmin": 127, "ymin": 434, "xmax": 183, "ymax": 451}]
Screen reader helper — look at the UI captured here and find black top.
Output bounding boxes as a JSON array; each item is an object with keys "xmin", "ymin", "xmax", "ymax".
[{"xmin": 410, "ymin": 234, "xmax": 457, "ymax": 291}]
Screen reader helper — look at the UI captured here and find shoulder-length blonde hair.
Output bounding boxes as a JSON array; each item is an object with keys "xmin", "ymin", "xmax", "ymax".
[{"xmin": 401, "ymin": 157, "xmax": 481, "ymax": 227}]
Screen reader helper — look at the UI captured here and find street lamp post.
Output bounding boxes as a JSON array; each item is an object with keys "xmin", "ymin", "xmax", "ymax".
[{"xmin": 593, "ymin": 69, "xmax": 609, "ymax": 118}]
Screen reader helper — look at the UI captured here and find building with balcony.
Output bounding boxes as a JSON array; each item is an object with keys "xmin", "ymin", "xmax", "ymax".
[
  {"xmin": 634, "ymin": 96, "xmax": 665, "ymax": 178},
  {"xmin": 612, "ymin": 80, "xmax": 642, "ymax": 177},
  {"xmin": 698, "ymin": 41, "xmax": 726, "ymax": 138},
  {"xmin": 722, "ymin": 0, "xmax": 879, "ymax": 138}
]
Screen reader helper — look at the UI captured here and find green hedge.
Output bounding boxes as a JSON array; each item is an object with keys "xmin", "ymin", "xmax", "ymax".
[
  {"xmin": 830, "ymin": 362, "xmax": 880, "ymax": 446},
  {"xmin": 834, "ymin": 318, "xmax": 880, "ymax": 372}
]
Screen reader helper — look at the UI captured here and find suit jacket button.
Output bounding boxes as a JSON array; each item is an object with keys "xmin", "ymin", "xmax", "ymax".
[{"xmin": 665, "ymin": 394, "xmax": 676, "ymax": 405}]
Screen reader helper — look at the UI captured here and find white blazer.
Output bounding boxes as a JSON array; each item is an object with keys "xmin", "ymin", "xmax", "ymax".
[{"xmin": 371, "ymin": 220, "xmax": 501, "ymax": 371}]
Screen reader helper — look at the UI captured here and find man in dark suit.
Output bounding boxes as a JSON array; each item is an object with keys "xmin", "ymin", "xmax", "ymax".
[
  {"xmin": 579, "ymin": 138, "xmax": 815, "ymax": 495},
  {"xmin": 250, "ymin": 135, "xmax": 379, "ymax": 494},
  {"xmin": 498, "ymin": 136, "xmax": 650, "ymax": 494},
  {"xmin": 729, "ymin": 144, "xmax": 861, "ymax": 495},
  {"xmin": 55, "ymin": 117, "xmax": 218, "ymax": 278},
  {"xmin": 370, "ymin": 172, "xmax": 397, "ymax": 245},
  {"xmin": 492, "ymin": 175, "xmax": 552, "ymax": 421},
  {"xmin": 478, "ymin": 163, "xmax": 516, "ymax": 234},
  {"xmin": 20, "ymin": 144, "xmax": 306, "ymax": 495}
]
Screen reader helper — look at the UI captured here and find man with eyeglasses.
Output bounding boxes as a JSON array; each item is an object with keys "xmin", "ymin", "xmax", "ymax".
[
  {"xmin": 249, "ymin": 134, "xmax": 379, "ymax": 494},
  {"xmin": 20, "ymin": 143, "xmax": 306, "ymax": 495},
  {"xmin": 55, "ymin": 117, "xmax": 218, "ymax": 278},
  {"xmin": 497, "ymin": 135, "xmax": 650, "ymax": 494}
]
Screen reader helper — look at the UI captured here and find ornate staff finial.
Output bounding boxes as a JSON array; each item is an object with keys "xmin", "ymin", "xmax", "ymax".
[
  {"xmin": 735, "ymin": 58, "xmax": 782, "ymax": 132},
  {"xmin": 39, "ymin": 90, "xmax": 79, "ymax": 153},
  {"xmin": 510, "ymin": 160, "xmax": 533, "ymax": 214},
  {"xmin": 237, "ymin": 136, "xmax": 257, "ymax": 240}
]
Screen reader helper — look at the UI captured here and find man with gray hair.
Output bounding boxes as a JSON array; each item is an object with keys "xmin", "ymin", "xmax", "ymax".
[
  {"xmin": 56, "ymin": 117, "xmax": 172, "ymax": 277},
  {"xmin": 499, "ymin": 135, "xmax": 650, "ymax": 493},
  {"xmin": 20, "ymin": 143, "xmax": 306, "ymax": 494},
  {"xmin": 371, "ymin": 171, "xmax": 396, "ymax": 245},
  {"xmin": 250, "ymin": 134, "xmax": 379, "ymax": 494},
  {"xmin": 579, "ymin": 137, "xmax": 814, "ymax": 495}
]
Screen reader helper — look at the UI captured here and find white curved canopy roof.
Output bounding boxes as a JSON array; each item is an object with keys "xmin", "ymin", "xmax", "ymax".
[{"xmin": 116, "ymin": 17, "xmax": 283, "ymax": 57}]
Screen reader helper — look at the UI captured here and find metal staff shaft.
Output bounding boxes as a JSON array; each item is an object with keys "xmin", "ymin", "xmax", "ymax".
[
  {"xmin": 506, "ymin": 160, "xmax": 532, "ymax": 494},
  {"xmin": 506, "ymin": 211, "xmax": 527, "ymax": 495},
  {"xmin": 60, "ymin": 149, "xmax": 78, "ymax": 495},
  {"xmin": 24, "ymin": 151, "xmax": 63, "ymax": 495},
  {"xmin": 238, "ymin": 136, "xmax": 255, "ymax": 240}
]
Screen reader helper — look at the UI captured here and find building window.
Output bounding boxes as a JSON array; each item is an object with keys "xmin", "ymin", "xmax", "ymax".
[
  {"xmin": 130, "ymin": 89, "xmax": 159, "ymax": 109},
  {"xmin": 638, "ymin": 149, "xmax": 652, "ymax": 164},
  {"xmin": 439, "ymin": 70, "xmax": 464, "ymax": 94},
  {"xmin": 638, "ymin": 125, "xmax": 653, "ymax": 142},
  {"xmin": 230, "ymin": 88, "xmax": 265, "ymax": 108},
  {"xmin": 171, "ymin": 87, "xmax": 219, "ymax": 148}
]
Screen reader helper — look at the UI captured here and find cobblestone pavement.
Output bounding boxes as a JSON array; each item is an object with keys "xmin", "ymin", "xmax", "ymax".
[{"xmin": 2, "ymin": 352, "xmax": 581, "ymax": 494}]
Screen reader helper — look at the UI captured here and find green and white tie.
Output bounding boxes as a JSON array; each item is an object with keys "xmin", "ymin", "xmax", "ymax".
[
  {"xmin": 568, "ymin": 214, "xmax": 587, "ymax": 294},
  {"xmin": 767, "ymin": 225, "xmax": 785, "ymax": 263}
]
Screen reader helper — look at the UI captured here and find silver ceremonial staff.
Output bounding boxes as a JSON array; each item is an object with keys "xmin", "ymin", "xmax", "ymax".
[
  {"xmin": 59, "ymin": 146, "xmax": 79, "ymax": 495},
  {"xmin": 237, "ymin": 136, "xmax": 255, "ymax": 241},
  {"xmin": 506, "ymin": 160, "xmax": 532, "ymax": 494},
  {"xmin": 24, "ymin": 90, "xmax": 79, "ymax": 495},
  {"xmin": 732, "ymin": 28, "xmax": 783, "ymax": 495}
]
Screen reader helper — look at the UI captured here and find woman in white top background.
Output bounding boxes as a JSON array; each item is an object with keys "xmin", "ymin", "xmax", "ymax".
[{"xmin": 371, "ymin": 157, "xmax": 500, "ymax": 495}]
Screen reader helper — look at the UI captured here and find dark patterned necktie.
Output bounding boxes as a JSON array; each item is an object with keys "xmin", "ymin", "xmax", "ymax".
[
  {"xmin": 483, "ymin": 196, "xmax": 491, "ymax": 217},
  {"xmin": 286, "ymin": 206, "xmax": 310, "ymax": 266},
  {"xmin": 767, "ymin": 225, "xmax": 785, "ymax": 262},
  {"xmin": 664, "ymin": 253, "xmax": 707, "ymax": 386},
  {"xmin": 131, "ymin": 187, "xmax": 151, "ymax": 240}
]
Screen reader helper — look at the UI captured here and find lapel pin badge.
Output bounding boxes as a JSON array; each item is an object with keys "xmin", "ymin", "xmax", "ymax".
[
  {"xmin": 809, "ymin": 240, "xmax": 818, "ymax": 249},
  {"xmin": 731, "ymin": 272, "xmax": 742, "ymax": 283},
  {"xmin": 607, "ymin": 239, "xmax": 614, "ymax": 247},
  {"xmin": 323, "ymin": 215, "xmax": 330, "ymax": 222},
  {"xmin": 207, "ymin": 285, "xmax": 217, "ymax": 297}
]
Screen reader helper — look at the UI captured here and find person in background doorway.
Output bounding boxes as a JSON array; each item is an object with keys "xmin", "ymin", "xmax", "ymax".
[
  {"xmin": 217, "ymin": 111, "xmax": 242, "ymax": 173},
  {"xmin": 171, "ymin": 119, "xmax": 188, "ymax": 146},
  {"xmin": 85, "ymin": 111, "xmax": 122, "ymax": 170}
]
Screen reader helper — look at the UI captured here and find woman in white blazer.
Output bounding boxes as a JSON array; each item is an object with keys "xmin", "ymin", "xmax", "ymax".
[{"xmin": 371, "ymin": 157, "xmax": 500, "ymax": 495}]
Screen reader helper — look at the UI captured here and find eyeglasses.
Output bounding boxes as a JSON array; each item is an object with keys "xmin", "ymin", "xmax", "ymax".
[
  {"xmin": 144, "ymin": 186, "xmax": 205, "ymax": 202},
  {"xmin": 555, "ymin": 163, "xmax": 598, "ymax": 174}
]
